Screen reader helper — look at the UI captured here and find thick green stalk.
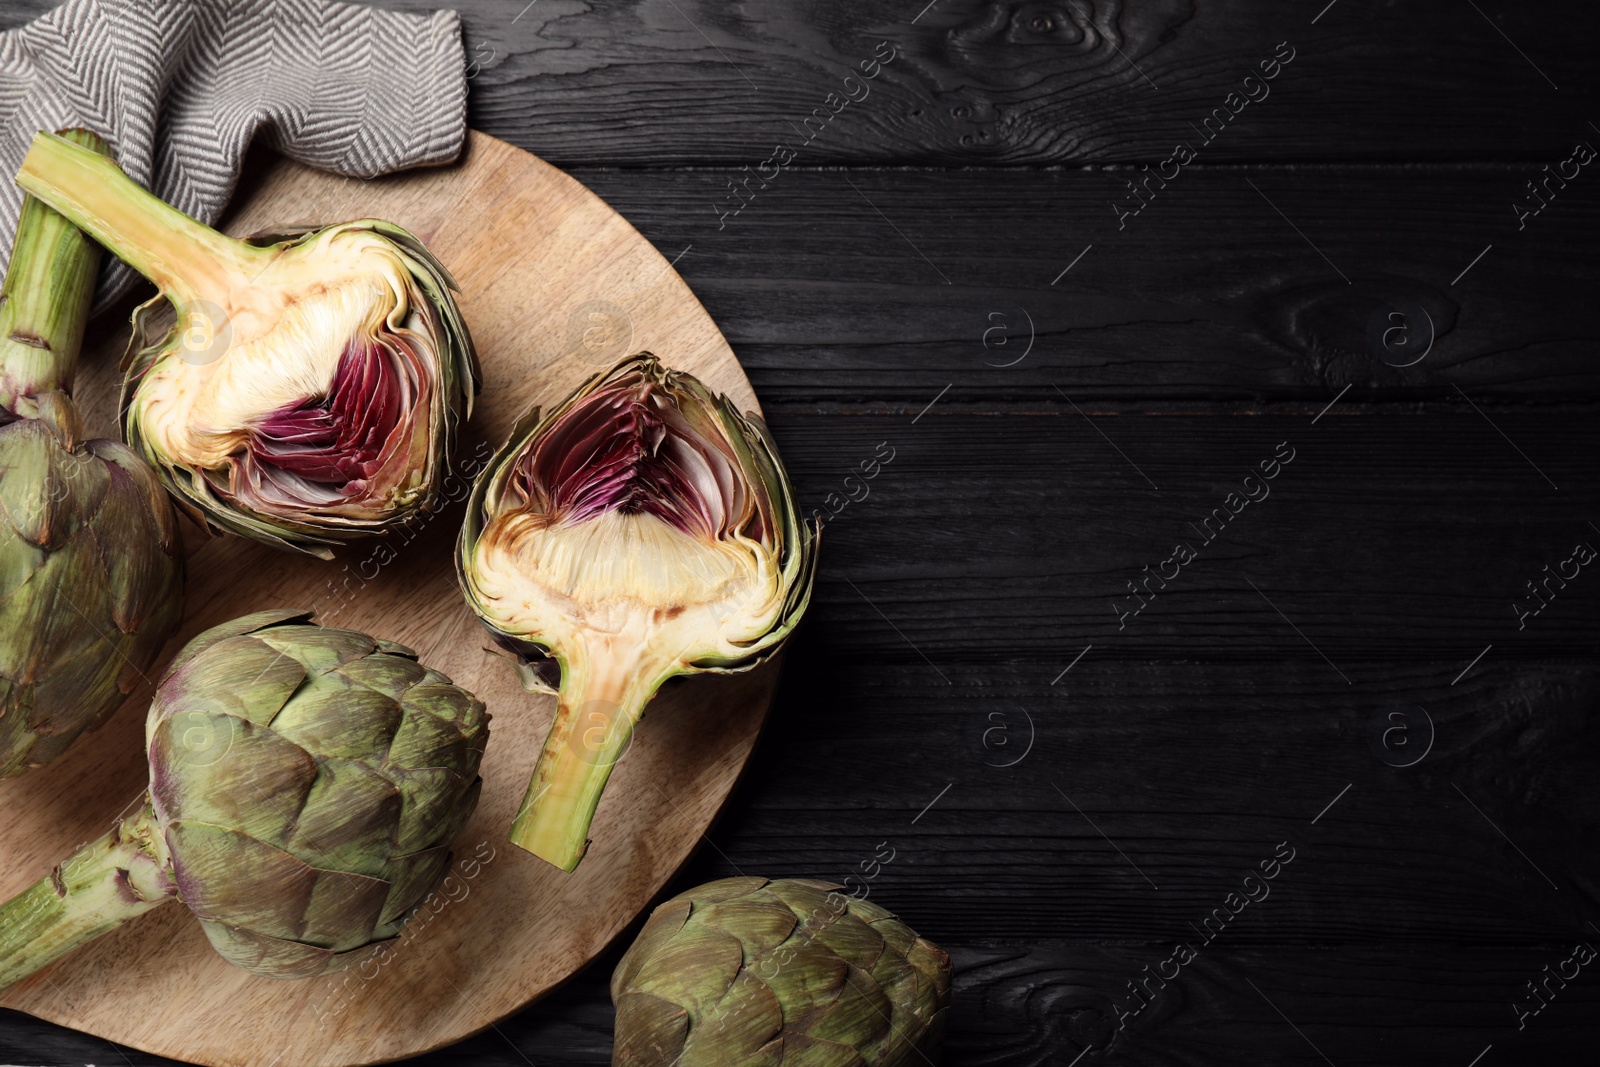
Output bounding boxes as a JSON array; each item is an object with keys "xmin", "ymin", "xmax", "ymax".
[
  {"xmin": 14, "ymin": 130, "xmax": 267, "ymax": 306},
  {"xmin": 0, "ymin": 129, "xmax": 109, "ymax": 410},
  {"xmin": 0, "ymin": 803, "xmax": 176, "ymax": 990},
  {"xmin": 509, "ymin": 647, "xmax": 667, "ymax": 871}
]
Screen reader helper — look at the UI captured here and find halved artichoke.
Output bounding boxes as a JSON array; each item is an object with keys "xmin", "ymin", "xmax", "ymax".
[
  {"xmin": 15, "ymin": 131, "xmax": 478, "ymax": 558},
  {"xmin": 458, "ymin": 354, "xmax": 818, "ymax": 870}
]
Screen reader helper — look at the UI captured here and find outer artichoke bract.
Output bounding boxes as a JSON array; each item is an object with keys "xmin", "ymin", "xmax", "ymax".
[
  {"xmin": 0, "ymin": 129, "xmax": 182, "ymax": 777},
  {"xmin": 0, "ymin": 610, "xmax": 488, "ymax": 987},
  {"xmin": 458, "ymin": 354, "xmax": 818, "ymax": 870},
  {"xmin": 15, "ymin": 131, "xmax": 479, "ymax": 558},
  {"xmin": 612, "ymin": 877, "xmax": 952, "ymax": 1066}
]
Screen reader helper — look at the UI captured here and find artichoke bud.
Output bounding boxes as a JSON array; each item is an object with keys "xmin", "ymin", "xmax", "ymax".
[
  {"xmin": 0, "ymin": 128, "xmax": 183, "ymax": 777},
  {"xmin": 0, "ymin": 610, "xmax": 489, "ymax": 988},
  {"xmin": 15, "ymin": 131, "xmax": 480, "ymax": 558},
  {"xmin": 458, "ymin": 354, "xmax": 818, "ymax": 870},
  {"xmin": 611, "ymin": 878, "xmax": 952, "ymax": 1066}
]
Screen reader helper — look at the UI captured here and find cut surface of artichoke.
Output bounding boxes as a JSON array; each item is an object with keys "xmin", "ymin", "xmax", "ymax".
[
  {"xmin": 15, "ymin": 131, "xmax": 477, "ymax": 557},
  {"xmin": 471, "ymin": 507, "xmax": 788, "ymax": 670},
  {"xmin": 459, "ymin": 354, "xmax": 817, "ymax": 871}
]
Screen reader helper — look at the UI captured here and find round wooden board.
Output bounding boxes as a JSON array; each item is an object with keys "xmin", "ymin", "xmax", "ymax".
[{"xmin": 0, "ymin": 131, "xmax": 777, "ymax": 1066}]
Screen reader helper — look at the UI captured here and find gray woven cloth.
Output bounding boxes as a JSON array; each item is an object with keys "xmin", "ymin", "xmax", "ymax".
[{"xmin": 0, "ymin": 0, "xmax": 467, "ymax": 306}]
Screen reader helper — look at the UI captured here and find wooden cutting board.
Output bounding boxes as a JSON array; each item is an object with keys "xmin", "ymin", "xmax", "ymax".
[{"xmin": 0, "ymin": 131, "xmax": 778, "ymax": 1066}]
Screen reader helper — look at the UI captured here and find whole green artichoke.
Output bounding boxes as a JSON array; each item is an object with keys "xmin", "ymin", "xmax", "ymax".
[
  {"xmin": 611, "ymin": 877, "xmax": 952, "ymax": 1066},
  {"xmin": 0, "ymin": 610, "xmax": 488, "ymax": 987},
  {"xmin": 0, "ymin": 128, "xmax": 183, "ymax": 777}
]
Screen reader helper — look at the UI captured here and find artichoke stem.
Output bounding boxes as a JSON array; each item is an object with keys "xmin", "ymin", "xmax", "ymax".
[
  {"xmin": 0, "ymin": 802, "xmax": 175, "ymax": 991},
  {"xmin": 0, "ymin": 129, "xmax": 109, "ymax": 410},
  {"xmin": 509, "ymin": 652, "xmax": 666, "ymax": 871},
  {"xmin": 15, "ymin": 131, "xmax": 267, "ymax": 306}
]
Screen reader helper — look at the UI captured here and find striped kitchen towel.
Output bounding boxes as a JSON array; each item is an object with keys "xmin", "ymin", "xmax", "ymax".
[{"xmin": 0, "ymin": 0, "xmax": 468, "ymax": 307}]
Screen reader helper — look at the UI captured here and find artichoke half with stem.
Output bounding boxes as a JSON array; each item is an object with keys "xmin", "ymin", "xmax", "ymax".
[
  {"xmin": 14, "ymin": 131, "xmax": 479, "ymax": 559},
  {"xmin": 458, "ymin": 354, "xmax": 818, "ymax": 871},
  {"xmin": 0, "ymin": 128, "xmax": 182, "ymax": 777},
  {"xmin": 611, "ymin": 877, "xmax": 952, "ymax": 1066},
  {"xmin": 0, "ymin": 609, "xmax": 488, "ymax": 987}
]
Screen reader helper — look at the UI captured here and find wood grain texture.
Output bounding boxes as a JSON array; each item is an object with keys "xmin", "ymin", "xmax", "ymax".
[
  {"xmin": 764, "ymin": 412, "xmax": 1600, "ymax": 660},
  {"xmin": 2, "ymin": 0, "xmax": 1596, "ymax": 168},
  {"xmin": 447, "ymin": 0, "xmax": 1599, "ymax": 167},
  {"xmin": 0, "ymin": 131, "xmax": 778, "ymax": 1067},
  {"xmin": 564, "ymin": 165, "xmax": 1600, "ymax": 404},
  {"xmin": 687, "ymin": 655, "xmax": 1600, "ymax": 943}
]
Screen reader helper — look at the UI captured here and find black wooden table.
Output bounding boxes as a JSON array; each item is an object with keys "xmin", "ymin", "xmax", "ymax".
[{"xmin": 5, "ymin": 1, "xmax": 1600, "ymax": 1064}]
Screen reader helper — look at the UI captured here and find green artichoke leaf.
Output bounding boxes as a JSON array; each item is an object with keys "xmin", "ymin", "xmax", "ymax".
[
  {"xmin": 689, "ymin": 898, "xmax": 799, "ymax": 956},
  {"xmin": 300, "ymin": 857, "xmax": 394, "ymax": 952},
  {"xmin": 283, "ymin": 757, "xmax": 403, "ymax": 876},
  {"xmin": 89, "ymin": 437, "xmax": 178, "ymax": 551},
  {"xmin": 863, "ymin": 912, "xmax": 917, "ymax": 956},
  {"xmin": 159, "ymin": 609, "xmax": 311, "ymax": 682},
  {"xmin": 0, "ymin": 515, "xmax": 45, "ymax": 603},
  {"xmin": 680, "ymin": 974, "xmax": 784, "ymax": 1067},
  {"xmin": 629, "ymin": 922, "xmax": 746, "ymax": 1022},
  {"xmin": 613, "ymin": 898, "xmax": 693, "ymax": 998},
  {"xmin": 27, "ymin": 619, "xmax": 125, "ymax": 729},
  {"xmin": 812, "ymin": 912, "xmax": 888, "ymax": 974},
  {"xmin": 155, "ymin": 634, "xmax": 306, "ymax": 728},
  {"xmin": 166, "ymin": 819, "xmax": 388, "ymax": 951},
  {"xmin": 165, "ymin": 819, "xmax": 327, "ymax": 937},
  {"xmin": 1, "ymin": 532, "xmax": 116, "ymax": 684},
  {"xmin": 267, "ymin": 675, "xmax": 402, "ymax": 760},
  {"xmin": 0, "ymin": 419, "xmax": 107, "ymax": 548},
  {"xmin": 256, "ymin": 625, "xmax": 377, "ymax": 677},
  {"xmin": 371, "ymin": 636, "xmax": 419, "ymax": 659},
  {"xmin": 333, "ymin": 652, "xmax": 428, "ymax": 703},
  {"xmin": 758, "ymin": 938, "xmax": 851, "ymax": 1027},
  {"xmin": 150, "ymin": 712, "xmax": 317, "ymax": 841},
  {"xmin": 376, "ymin": 842, "xmax": 452, "ymax": 928},
  {"xmin": 400, "ymin": 680, "xmax": 485, "ymax": 728},
  {"xmin": 684, "ymin": 876, "xmax": 772, "ymax": 904},
  {"xmin": 84, "ymin": 459, "xmax": 173, "ymax": 631},
  {"xmin": 387, "ymin": 766, "xmax": 473, "ymax": 855},
  {"xmin": 613, "ymin": 992, "xmax": 691, "ymax": 1067},
  {"xmin": 772, "ymin": 1033, "xmax": 868, "ymax": 1067},
  {"xmin": 388, "ymin": 701, "xmax": 475, "ymax": 771},
  {"xmin": 762, "ymin": 880, "xmax": 842, "ymax": 925},
  {"xmin": 806, "ymin": 965, "xmax": 892, "ymax": 1051},
  {"xmin": 197, "ymin": 920, "xmax": 346, "ymax": 980}
]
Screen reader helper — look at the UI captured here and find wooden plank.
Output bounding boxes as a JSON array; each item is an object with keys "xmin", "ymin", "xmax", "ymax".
[
  {"xmin": 663, "ymin": 658, "xmax": 1600, "ymax": 945},
  {"xmin": 563, "ymin": 166, "xmax": 1600, "ymax": 403},
  {"xmin": 4, "ymin": 0, "xmax": 1591, "ymax": 168},
  {"xmin": 754, "ymin": 411, "xmax": 1600, "ymax": 659},
  {"xmin": 934, "ymin": 943, "xmax": 1600, "ymax": 1065},
  {"xmin": 446, "ymin": 0, "xmax": 1592, "ymax": 166},
  {"xmin": 11, "ymin": 940, "xmax": 1600, "ymax": 1064}
]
